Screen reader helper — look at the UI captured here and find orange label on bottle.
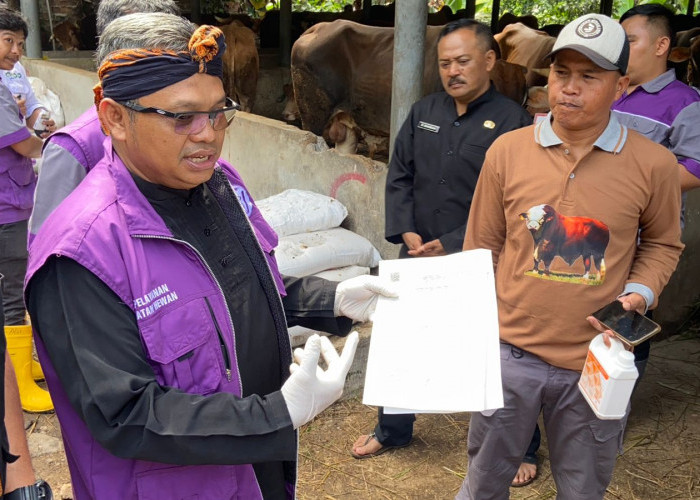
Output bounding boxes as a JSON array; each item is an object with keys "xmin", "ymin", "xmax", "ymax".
[
  {"xmin": 580, "ymin": 349, "xmax": 608, "ymax": 408},
  {"xmin": 585, "ymin": 350, "xmax": 608, "ymax": 380}
]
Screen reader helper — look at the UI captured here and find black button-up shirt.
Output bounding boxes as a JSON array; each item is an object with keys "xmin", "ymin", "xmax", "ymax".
[{"xmin": 385, "ymin": 85, "xmax": 532, "ymax": 253}]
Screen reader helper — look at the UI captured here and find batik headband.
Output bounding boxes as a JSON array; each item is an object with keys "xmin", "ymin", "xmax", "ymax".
[{"xmin": 93, "ymin": 25, "xmax": 226, "ymax": 107}]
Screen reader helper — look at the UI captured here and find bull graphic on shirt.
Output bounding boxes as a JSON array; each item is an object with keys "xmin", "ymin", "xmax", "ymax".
[{"xmin": 519, "ymin": 204, "xmax": 609, "ymax": 285}]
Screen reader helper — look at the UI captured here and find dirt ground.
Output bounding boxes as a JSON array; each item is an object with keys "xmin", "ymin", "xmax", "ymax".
[{"xmin": 26, "ymin": 326, "xmax": 700, "ymax": 499}]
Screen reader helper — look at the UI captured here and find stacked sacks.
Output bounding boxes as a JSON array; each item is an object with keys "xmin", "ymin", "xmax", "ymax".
[
  {"xmin": 257, "ymin": 189, "xmax": 381, "ymax": 278},
  {"xmin": 257, "ymin": 189, "xmax": 382, "ymax": 345}
]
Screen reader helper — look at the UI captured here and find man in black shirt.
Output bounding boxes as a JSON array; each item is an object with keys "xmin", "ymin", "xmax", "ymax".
[{"xmin": 352, "ymin": 19, "xmax": 532, "ymax": 460}]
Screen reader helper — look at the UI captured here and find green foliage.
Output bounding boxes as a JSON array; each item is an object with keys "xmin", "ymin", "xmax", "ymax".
[
  {"xmin": 291, "ymin": 0, "xmax": 350, "ymax": 12},
  {"xmin": 437, "ymin": 0, "xmax": 698, "ymax": 24},
  {"xmin": 204, "ymin": 0, "xmax": 698, "ymax": 19}
]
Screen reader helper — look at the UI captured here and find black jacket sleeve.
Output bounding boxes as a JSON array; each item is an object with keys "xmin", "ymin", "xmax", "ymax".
[
  {"xmin": 384, "ymin": 106, "xmax": 417, "ymax": 245},
  {"xmin": 26, "ymin": 257, "xmax": 296, "ymax": 466},
  {"xmin": 282, "ymin": 275, "xmax": 353, "ymax": 336},
  {"xmin": 438, "ymin": 225, "xmax": 468, "ymax": 255}
]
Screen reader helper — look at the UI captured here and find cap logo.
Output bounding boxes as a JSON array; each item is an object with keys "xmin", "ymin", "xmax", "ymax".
[{"xmin": 575, "ymin": 18, "xmax": 603, "ymax": 39}]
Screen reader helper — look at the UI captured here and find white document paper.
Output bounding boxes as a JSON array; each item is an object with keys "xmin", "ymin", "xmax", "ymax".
[{"xmin": 362, "ymin": 249, "xmax": 503, "ymax": 413}]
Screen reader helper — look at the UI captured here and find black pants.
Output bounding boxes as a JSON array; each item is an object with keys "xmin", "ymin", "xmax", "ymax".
[
  {"xmin": 0, "ymin": 220, "xmax": 28, "ymax": 325},
  {"xmin": 373, "ymin": 244, "xmax": 417, "ymax": 446}
]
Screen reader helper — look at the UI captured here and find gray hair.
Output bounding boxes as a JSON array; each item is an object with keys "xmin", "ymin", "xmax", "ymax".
[
  {"xmin": 96, "ymin": 0, "xmax": 180, "ymax": 35},
  {"xmin": 96, "ymin": 12, "xmax": 194, "ymax": 65}
]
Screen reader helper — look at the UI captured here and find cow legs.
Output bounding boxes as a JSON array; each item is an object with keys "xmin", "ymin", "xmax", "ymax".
[
  {"xmin": 593, "ymin": 256, "xmax": 606, "ymax": 281},
  {"xmin": 582, "ymin": 255, "xmax": 592, "ymax": 279},
  {"xmin": 542, "ymin": 259, "xmax": 552, "ymax": 276}
]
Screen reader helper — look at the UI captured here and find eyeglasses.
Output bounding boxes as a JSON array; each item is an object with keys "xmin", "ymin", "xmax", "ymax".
[{"xmin": 118, "ymin": 97, "xmax": 240, "ymax": 135}]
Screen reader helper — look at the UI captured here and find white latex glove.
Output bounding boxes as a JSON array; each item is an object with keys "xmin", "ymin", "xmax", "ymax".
[
  {"xmin": 333, "ymin": 275, "xmax": 399, "ymax": 322},
  {"xmin": 281, "ymin": 331, "xmax": 359, "ymax": 429}
]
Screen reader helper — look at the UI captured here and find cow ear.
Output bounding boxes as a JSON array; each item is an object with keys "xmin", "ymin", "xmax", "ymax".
[
  {"xmin": 543, "ymin": 205, "xmax": 555, "ymax": 221},
  {"xmin": 669, "ymin": 46, "xmax": 690, "ymax": 63}
]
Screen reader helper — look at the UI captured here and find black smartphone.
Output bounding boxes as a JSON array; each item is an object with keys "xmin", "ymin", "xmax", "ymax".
[{"xmin": 591, "ymin": 300, "xmax": 661, "ymax": 346}]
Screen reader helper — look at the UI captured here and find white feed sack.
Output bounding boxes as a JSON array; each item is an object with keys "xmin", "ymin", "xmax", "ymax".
[
  {"xmin": 28, "ymin": 76, "xmax": 65, "ymax": 129},
  {"xmin": 276, "ymin": 228, "xmax": 381, "ymax": 277},
  {"xmin": 257, "ymin": 189, "xmax": 348, "ymax": 237}
]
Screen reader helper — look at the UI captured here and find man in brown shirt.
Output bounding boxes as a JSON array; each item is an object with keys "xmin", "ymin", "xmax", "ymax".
[{"xmin": 456, "ymin": 14, "xmax": 683, "ymax": 499}]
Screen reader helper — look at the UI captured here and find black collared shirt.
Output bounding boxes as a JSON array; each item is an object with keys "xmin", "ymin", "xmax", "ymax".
[{"xmin": 385, "ymin": 85, "xmax": 532, "ymax": 253}]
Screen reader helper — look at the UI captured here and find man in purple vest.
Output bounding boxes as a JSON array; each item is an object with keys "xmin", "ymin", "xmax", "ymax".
[
  {"xmin": 28, "ymin": 0, "xmax": 181, "ymax": 241},
  {"xmin": 25, "ymin": 17, "xmax": 392, "ymax": 500}
]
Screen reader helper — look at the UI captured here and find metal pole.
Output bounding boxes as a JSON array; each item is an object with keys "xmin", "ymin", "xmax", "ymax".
[
  {"xmin": 19, "ymin": 0, "xmax": 41, "ymax": 58},
  {"xmin": 389, "ymin": 0, "xmax": 427, "ymax": 158},
  {"xmin": 465, "ymin": 0, "xmax": 477, "ymax": 19},
  {"xmin": 362, "ymin": 0, "xmax": 372, "ymax": 22},
  {"xmin": 190, "ymin": 0, "xmax": 201, "ymax": 25},
  {"xmin": 279, "ymin": 0, "xmax": 292, "ymax": 66},
  {"xmin": 490, "ymin": 0, "xmax": 501, "ymax": 33}
]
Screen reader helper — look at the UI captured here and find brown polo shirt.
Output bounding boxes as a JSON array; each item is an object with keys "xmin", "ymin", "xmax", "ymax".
[{"xmin": 464, "ymin": 113, "xmax": 684, "ymax": 371}]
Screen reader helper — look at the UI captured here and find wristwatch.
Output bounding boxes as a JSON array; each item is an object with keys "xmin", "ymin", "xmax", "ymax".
[{"xmin": 4, "ymin": 480, "xmax": 53, "ymax": 500}]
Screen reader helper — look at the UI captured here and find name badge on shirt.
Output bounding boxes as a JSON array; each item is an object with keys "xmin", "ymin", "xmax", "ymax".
[{"xmin": 418, "ymin": 121, "xmax": 440, "ymax": 133}]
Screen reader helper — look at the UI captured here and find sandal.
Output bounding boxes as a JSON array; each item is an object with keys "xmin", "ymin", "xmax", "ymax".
[
  {"xmin": 351, "ymin": 432, "xmax": 411, "ymax": 460},
  {"xmin": 510, "ymin": 460, "xmax": 538, "ymax": 487}
]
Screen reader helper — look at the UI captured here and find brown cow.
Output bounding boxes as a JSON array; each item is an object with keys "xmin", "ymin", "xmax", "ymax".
[
  {"xmin": 670, "ymin": 28, "xmax": 700, "ymax": 88},
  {"xmin": 291, "ymin": 20, "xmax": 528, "ymax": 152},
  {"xmin": 218, "ymin": 20, "xmax": 259, "ymax": 113},
  {"xmin": 52, "ymin": 20, "xmax": 81, "ymax": 51},
  {"xmin": 670, "ymin": 36, "xmax": 700, "ymax": 88},
  {"xmin": 497, "ymin": 12, "xmax": 539, "ymax": 33},
  {"xmin": 494, "ymin": 22, "xmax": 555, "ymax": 87}
]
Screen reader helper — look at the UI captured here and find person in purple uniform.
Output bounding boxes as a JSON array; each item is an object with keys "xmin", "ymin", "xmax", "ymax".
[
  {"xmin": 0, "ymin": 5, "xmax": 52, "ymax": 413},
  {"xmin": 25, "ymin": 17, "xmax": 393, "ymax": 500},
  {"xmin": 28, "ymin": 0, "xmax": 181, "ymax": 241},
  {"xmin": 612, "ymin": 3, "xmax": 700, "ymax": 378},
  {"xmin": 613, "ymin": 4, "xmax": 700, "ymax": 193}
]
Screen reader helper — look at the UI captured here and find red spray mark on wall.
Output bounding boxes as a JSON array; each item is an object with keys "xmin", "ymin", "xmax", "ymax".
[{"xmin": 330, "ymin": 172, "xmax": 367, "ymax": 198}]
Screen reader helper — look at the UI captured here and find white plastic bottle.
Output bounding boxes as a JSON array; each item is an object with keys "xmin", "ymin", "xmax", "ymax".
[{"xmin": 578, "ymin": 333, "xmax": 639, "ymax": 419}]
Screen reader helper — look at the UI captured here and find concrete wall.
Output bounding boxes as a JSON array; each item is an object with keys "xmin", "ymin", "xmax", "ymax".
[
  {"xmin": 19, "ymin": 57, "xmax": 397, "ymax": 260},
  {"xmin": 21, "ymin": 57, "xmax": 97, "ymax": 123},
  {"xmin": 223, "ymin": 112, "xmax": 396, "ymax": 258},
  {"xmin": 17, "ymin": 58, "xmax": 700, "ymax": 330}
]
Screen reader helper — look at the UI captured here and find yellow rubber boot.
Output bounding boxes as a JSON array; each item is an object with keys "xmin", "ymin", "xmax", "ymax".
[
  {"xmin": 31, "ymin": 358, "xmax": 45, "ymax": 381},
  {"xmin": 24, "ymin": 314, "xmax": 45, "ymax": 381},
  {"xmin": 5, "ymin": 325, "xmax": 53, "ymax": 412}
]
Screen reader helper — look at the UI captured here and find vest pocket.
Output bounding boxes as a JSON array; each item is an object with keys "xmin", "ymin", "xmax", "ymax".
[
  {"xmin": 5, "ymin": 161, "xmax": 36, "ymax": 210},
  {"xmin": 139, "ymin": 296, "xmax": 224, "ymax": 395},
  {"xmin": 135, "ymin": 464, "xmax": 237, "ymax": 500}
]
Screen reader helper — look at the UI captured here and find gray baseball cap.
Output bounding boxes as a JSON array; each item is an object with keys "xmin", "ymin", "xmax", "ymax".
[{"xmin": 548, "ymin": 14, "xmax": 629, "ymax": 74}]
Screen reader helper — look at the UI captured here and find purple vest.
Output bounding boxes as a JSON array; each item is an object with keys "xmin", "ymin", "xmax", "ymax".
[
  {"xmin": 26, "ymin": 140, "xmax": 291, "ymax": 500},
  {"xmin": 0, "ymin": 80, "xmax": 35, "ymax": 224},
  {"xmin": 43, "ymin": 105, "xmax": 106, "ymax": 172}
]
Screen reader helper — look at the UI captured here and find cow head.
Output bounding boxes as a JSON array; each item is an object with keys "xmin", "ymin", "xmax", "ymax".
[
  {"xmin": 52, "ymin": 20, "xmax": 81, "ymax": 51},
  {"xmin": 281, "ymin": 84, "xmax": 299, "ymax": 122},
  {"xmin": 326, "ymin": 110, "xmax": 361, "ymax": 154},
  {"xmin": 526, "ymin": 85, "xmax": 549, "ymax": 116},
  {"xmin": 519, "ymin": 204, "xmax": 556, "ymax": 233},
  {"xmin": 669, "ymin": 37, "xmax": 700, "ymax": 87}
]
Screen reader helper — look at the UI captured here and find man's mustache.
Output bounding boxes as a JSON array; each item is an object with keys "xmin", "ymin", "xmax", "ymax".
[{"xmin": 448, "ymin": 77, "xmax": 466, "ymax": 86}]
